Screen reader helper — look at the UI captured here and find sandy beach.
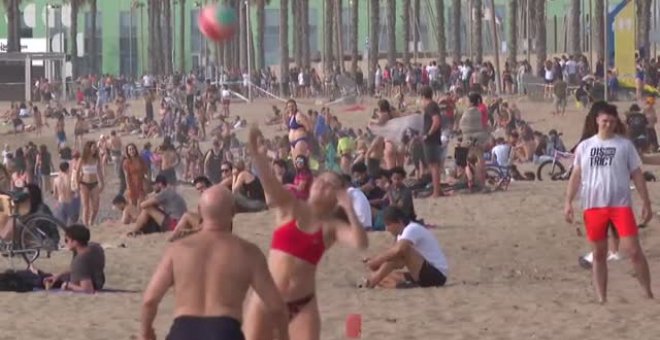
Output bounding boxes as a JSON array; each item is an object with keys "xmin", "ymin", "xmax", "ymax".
[{"xmin": 1, "ymin": 97, "xmax": 660, "ymax": 340}]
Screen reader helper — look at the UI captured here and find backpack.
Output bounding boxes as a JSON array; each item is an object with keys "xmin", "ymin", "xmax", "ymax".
[{"xmin": 0, "ymin": 270, "xmax": 44, "ymax": 292}]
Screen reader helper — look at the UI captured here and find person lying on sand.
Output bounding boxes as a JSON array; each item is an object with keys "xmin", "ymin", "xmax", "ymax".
[
  {"xmin": 169, "ymin": 176, "xmax": 212, "ymax": 242},
  {"xmin": 125, "ymin": 175, "xmax": 187, "ymax": 237},
  {"xmin": 361, "ymin": 206, "xmax": 448, "ymax": 289},
  {"xmin": 141, "ymin": 185, "xmax": 289, "ymax": 340}
]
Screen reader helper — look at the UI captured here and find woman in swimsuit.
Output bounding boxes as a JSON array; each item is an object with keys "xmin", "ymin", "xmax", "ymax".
[
  {"xmin": 77, "ymin": 141, "xmax": 104, "ymax": 226},
  {"xmin": 123, "ymin": 143, "xmax": 147, "ymax": 206},
  {"xmin": 73, "ymin": 115, "xmax": 86, "ymax": 151},
  {"xmin": 244, "ymin": 126, "xmax": 368, "ymax": 340},
  {"xmin": 285, "ymin": 99, "xmax": 312, "ymax": 160}
]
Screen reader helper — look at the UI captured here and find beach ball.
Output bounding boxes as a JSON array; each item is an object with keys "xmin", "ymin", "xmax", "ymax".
[{"xmin": 198, "ymin": 4, "xmax": 237, "ymax": 43}]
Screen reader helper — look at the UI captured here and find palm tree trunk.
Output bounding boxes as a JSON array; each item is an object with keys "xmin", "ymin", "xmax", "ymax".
[
  {"xmin": 301, "ymin": 0, "xmax": 310, "ymax": 69},
  {"xmin": 473, "ymin": 0, "xmax": 483, "ymax": 64},
  {"xmin": 403, "ymin": 0, "xmax": 411, "ymax": 64},
  {"xmin": 569, "ymin": 0, "xmax": 580, "ymax": 55},
  {"xmin": 90, "ymin": 0, "xmax": 98, "ymax": 74},
  {"xmin": 279, "ymin": 0, "xmax": 290, "ymax": 96},
  {"xmin": 451, "ymin": 0, "xmax": 461, "ymax": 62},
  {"xmin": 323, "ymin": 0, "xmax": 334, "ymax": 75},
  {"xmin": 148, "ymin": 0, "xmax": 155, "ymax": 74},
  {"xmin": 350, "ymin": 0, "xmax": 358, "ymax": 75},
  {"xmin": 163, "ymin": 0, "xmax": 173, "ymax": 74},
  {"xmin": 292, "ymin": 0, "xmax": 302, "ymax": 68},
  {"xmin": 256, "ymin": 0, "xmax": 265, "ymax": 70},
  {"xmin": 334, "ymin": 0, "xmax": 344, "ymax": 73},
  {"xmin": 179, "ymin": 0, "xmax": 185, "ymax": 72},
  {"xmin": 535, "ymin": 0, "xmax": 547, "ymax": 75},
  {"xmin": 368, "ymin": 0, "xmax": 380, "ymax": 93},
  {"xmin": 507, "ymin": 0, "xmax": 517, "ymax": 64},
  {"xmin": 239, "ymin": 0, "xmax": 247, "ymax": 72},
  {"xmin": 154, "ymin": 0, "xmax": 165, "ymax": 74},
  {"xmin": 436, "ymin": 0, "xmax": 447, "ymax": 65},
  {"xmin": 386, "ymin": 0, "xmax": 396, "ymax": 66},
  {"xmin": 5, "ymin": 0, "xmax": 17, "ymax": 52},
  {"xmin": 639, "ymin": 0, "xmax": 651, "ymax": 58},
  {"xmin": 413, "ymin": 0, "xmax": 420, "ymax": 60},
  {"xmin": 70, "ymin": 1, "xmax": 79, "ymax": 78},
  {"xmin": 594, "ymin": 0, "xmax": 604, "ymax": 61}
]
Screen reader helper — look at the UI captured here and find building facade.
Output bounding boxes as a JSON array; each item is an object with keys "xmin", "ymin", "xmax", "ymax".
[{"xmin": 0, "ymin": 0, "xmax": 592, "ymax": 76}]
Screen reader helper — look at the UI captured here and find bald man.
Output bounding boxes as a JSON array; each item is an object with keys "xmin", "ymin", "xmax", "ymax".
[{"xmin": 140, "ymin": 185, "xmax": 289, "ymax": 340}]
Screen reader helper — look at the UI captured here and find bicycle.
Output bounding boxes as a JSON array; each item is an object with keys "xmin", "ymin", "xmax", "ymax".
[
  {"xmin": 536, "ymin": 150, "xmax": 574, "ymax": 181},
  {"xmin": 0, "ymin": 190, "xmax": 66, "ymax": 267}
]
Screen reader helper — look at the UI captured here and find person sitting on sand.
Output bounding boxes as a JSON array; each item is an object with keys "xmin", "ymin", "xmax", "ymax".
[
  {"xmin": 42, "ymin": 224, "xmax": 105, "ymax": 293},
  {"xmin": 284, "ymin": 155, "xmax": 313, "ymax": 200},
  {"xmin": 361, "ymin": 206, "xmax": 448, "ymax": 288},
  {"xmin": 125, "ymin": 175, "xmax": 187, "ymax": 237},
  {"xmin": 141, "ymin": 184, "xmax": 289, "ymax": 340},
  {"xmin": 112, "ymin": 195, "xmax": 139, "ymax": 225},
  {"xmin": 232, "ymin": 160, "xmax": 267, "ymax": 213},
  {"xmin": 169, "ymin": 176, "xmax": 213, "ymax": 241}
]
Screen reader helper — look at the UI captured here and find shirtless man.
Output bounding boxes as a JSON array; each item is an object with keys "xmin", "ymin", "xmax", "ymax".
[
  {"xmin": 141, "ymin": 185, "xmax": 289, "ymax": 340},
  {"xmin": 159, "ymin": 142, "xmax": 179, "ymax": 186},
  {"xmin": 53, "ymin": 162, "xmax": 76, "ymax": 225}
]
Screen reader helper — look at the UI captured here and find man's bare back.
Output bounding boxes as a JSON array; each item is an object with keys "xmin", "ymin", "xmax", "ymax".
[{"xmin": 141, "ymin": 185, "xmax": 288, "ymax": 340}]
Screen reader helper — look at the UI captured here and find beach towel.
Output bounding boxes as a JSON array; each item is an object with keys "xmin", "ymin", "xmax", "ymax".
[{"xmin": 369, "ymin": 114, "xmax": 424, "ymax": 143}]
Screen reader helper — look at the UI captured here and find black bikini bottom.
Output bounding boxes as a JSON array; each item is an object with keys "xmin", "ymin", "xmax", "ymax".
[{"xmin": 287, "ymin": 293, "xmax": 315, "ymax": 320}]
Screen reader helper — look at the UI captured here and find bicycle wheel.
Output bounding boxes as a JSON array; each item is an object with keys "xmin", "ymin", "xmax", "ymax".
[
  {"xmin": 536, "ymin": 161, "xmax": 566, "ymax": 181},
  {"xmin": 19, "ymin": 214, "xmax": 66, "ymax": 264}
]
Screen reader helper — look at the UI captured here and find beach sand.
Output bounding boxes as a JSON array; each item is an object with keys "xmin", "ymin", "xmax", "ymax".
[{"xmin": 1, "ymin": 97, "xmax": 660, "ymax": 340}]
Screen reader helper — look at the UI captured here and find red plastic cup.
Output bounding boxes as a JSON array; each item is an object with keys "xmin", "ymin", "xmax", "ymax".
[{"xmin": 345, "ymin": 313, "xmax": 362, "ymax": 338}]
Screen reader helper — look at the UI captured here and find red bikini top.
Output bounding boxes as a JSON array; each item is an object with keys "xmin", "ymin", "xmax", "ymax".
[{"xmin": 271, "ymin": 220, "xmax": 325, "ymax": 265}]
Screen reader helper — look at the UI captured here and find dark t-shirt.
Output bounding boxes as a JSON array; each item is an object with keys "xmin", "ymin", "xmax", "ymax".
[
  {"xmin": 70, "ymin": 243, "xmax": 105, "ymax": 290},
  {"xmin": 423, "ymin": 101, "xmax": 442, "ymax": 145},
  {"xmin": 627, "ymin": 113, "xmax": 649, "ymax": 139}
]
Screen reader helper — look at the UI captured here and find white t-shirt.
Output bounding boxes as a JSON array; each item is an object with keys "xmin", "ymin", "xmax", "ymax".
[
  {"xmin": 427, "ymin": 65, "xmax": 439, "ymax": 81},
  {"xmin": 545, "ymin": 68, "xmax": 554, "ymax": 81},
  {"xmin": 397, "ymin": 222, "xmax": 448, "ymax": 276},
  {"xmin": 221, "ymin": 89, "xmax": 231, "ymax": 99},
  {"xmin": 565, "ymin": 60, "xmax": 577, "ymax": 75},
  {"xmin": 347, "ymin": 187, "xmax": 372, "ymax": 228},
  {"xmin": 491, "ymin": 144, "xmax": 512, "ymax": 167},
  {"xmin": 574, "ymin": 135, "xmax": 641, "ymax": 210}
]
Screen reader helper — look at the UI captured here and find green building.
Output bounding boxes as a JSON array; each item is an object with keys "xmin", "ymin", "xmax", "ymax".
[{"xmin": 0, "ymin": 0, "xmax": 599, "ymax": 76}]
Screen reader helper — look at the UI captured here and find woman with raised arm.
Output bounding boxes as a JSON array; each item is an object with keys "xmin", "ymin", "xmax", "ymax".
[{"xmin": 243, "ymin": 126, "xmax": 368, "ymax": 340}]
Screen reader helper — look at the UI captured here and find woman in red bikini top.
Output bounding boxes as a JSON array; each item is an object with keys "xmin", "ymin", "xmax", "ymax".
[{"xmin": 244, "ymin": 126, "xmax": 368, "ymax": 340}]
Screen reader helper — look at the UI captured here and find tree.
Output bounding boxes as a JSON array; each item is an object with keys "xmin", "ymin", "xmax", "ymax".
[
  {"xmin": 436, "ymin": 0, "xmax": 447, "ymax": 65},
  {"xmin": 638, "ymin": 0, "xmax": 651, "ymax": 59},
  {"xmin": 323, "ymin": 0, "xmax": 334, "ymax": 76},
  {"xmin": 451, "ymin": 0, "xmax": 461, "ymax": 62},
  {"xmin": 403, "ymin": 0, "xmax": 411, "ymax": 64},
  {"xmin": 163, "ymin": 0, "xmax": 173, "ymax": 74},
  {"xmin": 334, "ymin": 0, "xmax": 345, "ymax": 73},
  {"xmin": 413, "ymin": 0, "xmax": 420, "ymax": 60},
  {"xmin": 178, "ymin": 0, "xmax": 185, "ymax": 72},
  {"xmin": 291, "ymin": 0, "xmax": 301, "ymax": 68},
  {"xmin": 239, "ymin": 0, "xmax": 247, "ymax": 71},
  {"xmin": 3, "ymin": 0, "xmax": 21, "ymax": 52},
  {"xmin": 569, "ymin": 0, "xmax": 580, "ymax": 55},
  {"xmin": 349, "ymin": 0, "xmax": 358, "ymax": 75},
  {"xmin": 535, "ymin": 0, "xmax": 547, "ymax": 75},
  {"xmin": 255, "ymin": 0, "xmax": 267, "ymax": 70},
  {"xmin": 473, "ymin": 0, "xmax": 483, "ymax": 64},
  {"xmin": 279, "ymin": 0, "xmax": 289, "ymax": 96},
  {"xmin": 69, "ymin": 0, "xmax": 84, "ymax": 78},
  {"xmin": 89, "ymin": 0, "xmax": 97, "ymax": 74},
  {"xmin": 595, "ymin": 0, "xmax": 604, "ymax": 61},
  {"xmin": 507, "ymin": 0, "xmax": 517, "ymax": 65},
  {"xmin": 386, "ymin": 0, "xmax": 396, "ymax": 66},
  {"xmin": 368, "ymin": 0, "xmax": 380, "ymax": 93},
  {"xmin": 301, "ymin": 0, "xmax": 310, "ymax": 68}
]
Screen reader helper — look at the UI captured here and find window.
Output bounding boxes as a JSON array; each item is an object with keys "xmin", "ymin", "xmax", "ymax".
[
  {"xmin": 19, "ymin": 10, "xmax": 33, "ymax": 38},
  {"xmin": 83, "ymin": 12, "xmax": 103, "ymax": 74},
  {"xmin": 308, "ymin": 8, "xmax": 319, "ymax": 58},
  {"xmin": 119, "ymin": 11, "xmax": 138, "ymax": 76},
  {"xmin": 190, "ymin": 9, "xmax": 202, "ymax": 53},
  {"xmin": 264, "ymin": 9, "xmax": 279, "ymax": 65}
]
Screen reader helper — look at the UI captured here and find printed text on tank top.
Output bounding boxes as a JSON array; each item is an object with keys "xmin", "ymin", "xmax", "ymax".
[{"xmin": 271, "ymin": 220, "xmax": 325, "ymax": 265}]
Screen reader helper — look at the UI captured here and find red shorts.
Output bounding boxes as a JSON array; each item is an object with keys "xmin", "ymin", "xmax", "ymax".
[{"xmin": 583, "ymin": 207, "xmax": 638, "ymax": 242}]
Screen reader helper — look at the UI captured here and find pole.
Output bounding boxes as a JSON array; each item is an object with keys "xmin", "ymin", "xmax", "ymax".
[
  {"xmin": 130, "ymin": 8, "xmax": 134, "ymax": 77},
  {"xmin": 141, "ymin": 5, "xmax": 146, "ymax": 75},
  {"xmin": 654, "ymin": 0, "xmax": 658, "ymax": 57},
  {"xmin": 589, "ymin": 0, "xmax": 593, "ymax": 69},
  {"xmin": 246, "ymin": 0, "xmax": 252, "ymax": 101},
  {"xmin": 603, "ymin": 0, "xmax": 608, "ymax": 101},
  {"xmin": 489, "ymin": 0, "xmax": 501, "ymax": 94},
  {"xmin": 468, "ymin": 0, "xmax": 473, "ymax": 61}
]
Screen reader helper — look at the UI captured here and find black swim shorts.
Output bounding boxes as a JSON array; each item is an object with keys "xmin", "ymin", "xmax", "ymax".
[{"xmin": 167, "ymin": 316, "xmax": 245, "ymax": 340}]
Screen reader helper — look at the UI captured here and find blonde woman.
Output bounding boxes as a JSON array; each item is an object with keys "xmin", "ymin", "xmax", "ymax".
[{"xmin": 77, "ymin": 141, "xmax": 104, "ymax": 226}]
